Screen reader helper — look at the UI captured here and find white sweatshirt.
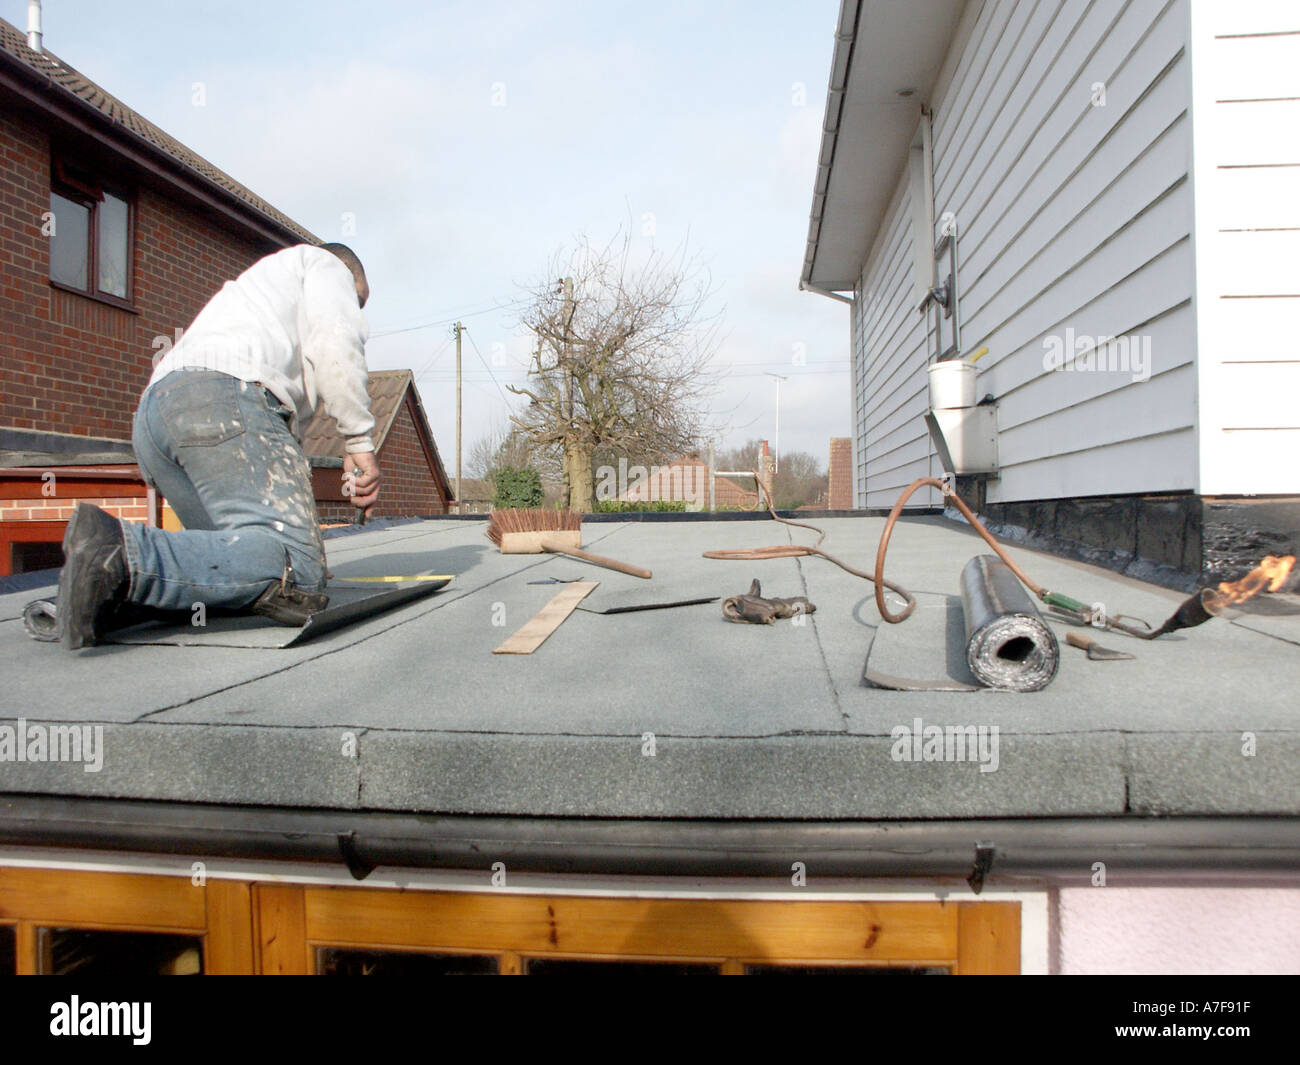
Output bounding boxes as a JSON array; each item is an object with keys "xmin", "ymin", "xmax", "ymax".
[{"xmin": 148, "ymin": 244, "xmax": 375, "ymax": 453}]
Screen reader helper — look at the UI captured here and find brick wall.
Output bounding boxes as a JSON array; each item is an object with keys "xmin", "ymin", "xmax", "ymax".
[
  {"xmin": 828, "ymin": 437, "xmax": 852, "ymax": 510},
  {"xmin": 312, "ymin": 396, "xmax": 449, "ymax": 522},
  {"xmin": 373, "ymin": 395, "xmax": 448, "ymax": 518},
  {"xmin": 0, "ymin": 496, "xmax": 149, "ymax": 524},
  {"xmin": 0, "ymin": 109, "xmax": 276, "ymax": 441}
]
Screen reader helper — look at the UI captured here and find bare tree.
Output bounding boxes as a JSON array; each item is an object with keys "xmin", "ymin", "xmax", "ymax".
[
  {"xmin": 718, "ymin": 439, "xmax": 827, "ymax": 510},
  {"xmin": 772, "ymin": 450, "xmax": 828, "ymax": 510},
  {"xmin": 507, "ymin": 232, "xmax": 719, "ymax": 512},
  {"xmin": 467, "ymin": 419, "xmax": 538, "ymax": 480}
]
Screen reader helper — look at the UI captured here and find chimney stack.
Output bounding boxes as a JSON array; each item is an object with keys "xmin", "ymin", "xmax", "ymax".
[
  {"xmin": 828, "ymin": 438, "xmax": 852, "ymax": 510},
  {"xmin": 27, "ymin": 1, "xmax": 43, "ymax": 54}
]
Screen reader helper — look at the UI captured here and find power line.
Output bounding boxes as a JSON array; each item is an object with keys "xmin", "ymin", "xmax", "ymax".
[
  {"xmin": 409, "ymin": 334, "xmax": 455, "ymax": 383},
  {"xmin": 463, "ymin": 328, "xmax": 513, "ymax": 408},
  {"xmin": 712, "ymin": 359, "xmax": 850, "ymax": 369},
  {"xmin": 368, "ymin": 295, "xmax": 532, "ymax": 339},
  {"xmin": 418, "ymin": 366, "xmax": 851, "ymax": 381}
]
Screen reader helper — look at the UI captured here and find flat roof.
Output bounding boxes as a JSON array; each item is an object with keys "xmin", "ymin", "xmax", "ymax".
[{"xmin": 3, "ymin": 515, "xmax": 1297, "ymax": 833}]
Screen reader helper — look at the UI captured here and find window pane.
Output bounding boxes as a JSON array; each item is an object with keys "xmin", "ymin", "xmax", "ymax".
[
  {"xmin": 40, "ymin": 928, "xmax": 202, "ymax": 976},
  {"xmin": 11, "ymin": 541, "xmax": 65, "ymax": 574},
  {"xmin": 0, "ymin": 925, "xmax": 15, "ymax": 974},
  {"xmin": 49, "ymin": 192, "xmax": 89, "ymax": 290},
  {"xmin": 744, "ymin": 963, "xmax": 950, "ymax": 975},
  {"xmin": 318, "ymin": 947, "xmax": 499, "ymax": 976},
  {"xmin": 525, "ymin": 958, "xmax": 719, "ymax": 975},
  {"xmin": 98, "ymin": 192, "xmax": 129, "ymax": 297}
]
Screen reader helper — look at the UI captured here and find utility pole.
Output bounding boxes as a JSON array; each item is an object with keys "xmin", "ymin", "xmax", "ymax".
[
  {"xmin": 454, "ymin": 321, "xmax": 463, "ymax": 515},
  {"xmin": 707, "ymin": 439, "xmax": 716, "ymax": 512},
  {"xmin": 765, "ymin": 372, "xmax": 787, "ymax": 473},
  {"xmin": 561, "ymin": 277, "xmax": 574, "ymax": 507}
]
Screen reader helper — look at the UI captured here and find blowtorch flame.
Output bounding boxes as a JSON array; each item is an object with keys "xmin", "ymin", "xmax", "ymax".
[{"xmin": 1210, "ymin": 555, "xmax": 1296, "ymax": 608}]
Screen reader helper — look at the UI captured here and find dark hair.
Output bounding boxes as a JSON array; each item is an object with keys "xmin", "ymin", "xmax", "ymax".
[{"xmin": 319, "ymin": 242, "xmax": 366, "ymax": 281}]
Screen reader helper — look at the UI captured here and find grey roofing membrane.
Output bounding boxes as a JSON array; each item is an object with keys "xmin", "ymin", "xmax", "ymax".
[{"xmin": 1, "ymin": 516, "xmax": 1297, "ymax": 820}]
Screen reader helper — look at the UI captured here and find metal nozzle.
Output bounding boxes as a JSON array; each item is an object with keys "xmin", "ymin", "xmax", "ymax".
[{"xmin": 1147, "ymin": 588, "xmax": 1223, "ymax": 638}]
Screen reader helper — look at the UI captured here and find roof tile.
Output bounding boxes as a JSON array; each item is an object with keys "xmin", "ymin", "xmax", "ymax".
[{"xmin": 0, "ymin": 18, "xmax": 317, "ymax": 244}]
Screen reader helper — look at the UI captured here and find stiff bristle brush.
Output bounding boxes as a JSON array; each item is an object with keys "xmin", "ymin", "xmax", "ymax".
[{"xmin": 486, "ymin": 508, "xmax": 652, "ymax": 579}]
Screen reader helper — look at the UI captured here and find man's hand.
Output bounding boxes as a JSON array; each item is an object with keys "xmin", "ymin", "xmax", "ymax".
[{"xmin": 343, "ymin": 451, "xmax": 382, "ymax": 512}]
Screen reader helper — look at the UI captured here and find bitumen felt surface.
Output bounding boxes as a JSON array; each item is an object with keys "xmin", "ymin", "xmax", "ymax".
[{"xmin": 1, "ymin": 515, "xmax": 1297, "ymax": 819}]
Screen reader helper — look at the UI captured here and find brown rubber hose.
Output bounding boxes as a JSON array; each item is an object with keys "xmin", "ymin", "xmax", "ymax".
[
  {"xmin": 873, "ymin": 477, "xmax": 1045, "ymax": 623},
  {"xmin": 704, "ymin": 474, "xmax": 1047, "ymax": 626},
  {"xmin": 702, "ymin": 476, "xmax": 918, "ymax": 618}
]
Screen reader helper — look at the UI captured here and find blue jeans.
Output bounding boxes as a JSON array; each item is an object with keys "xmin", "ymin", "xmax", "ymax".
[{"xmin": 122, "ymin": 370, "xmax": 327, "ymax": 613}]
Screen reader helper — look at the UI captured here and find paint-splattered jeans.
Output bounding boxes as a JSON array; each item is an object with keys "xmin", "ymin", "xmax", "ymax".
[{"xmin": 122, "ymin": 369, "xmax": 327, "ymax": 613}]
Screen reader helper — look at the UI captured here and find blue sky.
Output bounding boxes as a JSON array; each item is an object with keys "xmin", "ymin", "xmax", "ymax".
[{"xmin": 16, "ymin": 0, "xmax": 851, "ymax": 467}]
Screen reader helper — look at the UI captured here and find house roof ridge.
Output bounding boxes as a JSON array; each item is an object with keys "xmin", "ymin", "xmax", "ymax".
[{"xmin": 0, "ymin": 17, "xmax": 318, "ymax": 245}]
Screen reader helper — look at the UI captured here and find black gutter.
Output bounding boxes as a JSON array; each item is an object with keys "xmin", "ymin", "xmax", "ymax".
[{"xmin": 2, "ymin": 795, "xmax": 1298, "ymax": 884}]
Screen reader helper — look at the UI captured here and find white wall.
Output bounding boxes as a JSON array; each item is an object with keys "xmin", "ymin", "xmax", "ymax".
[
  {"xmin": 1056, "ymin": 884, "xmax": 1300, "ymax": 973},
  {"xmin": 853, "ymin": 0, "xmax": 1202, "ymax": 506},
  {"xmin": 1189, "ymin": 0, "xmax": 1300, "ymax": 495},
  {"xmin": 853, "ymin": 175, "xmax": 941, "ymax": 507}
]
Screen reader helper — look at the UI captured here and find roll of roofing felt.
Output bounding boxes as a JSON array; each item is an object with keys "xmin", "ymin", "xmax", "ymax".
[
  {"xmin": 960, "ymin": 555, "xmax": 1059, "ymax": 692},
  {"xmin": 22, "ymin": 598, "xmax": 58, "ymax": 642}
]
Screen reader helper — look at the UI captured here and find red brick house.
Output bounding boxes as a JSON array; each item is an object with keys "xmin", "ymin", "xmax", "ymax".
[
  {"xmin": 0, "ymin": 20, "xmax": 450, "ymax": 574},
  {"xmin": 455, "ymin": 479, "xmax": 494, "ymax": 515},
  {"xmin": 615, "ymin": 456, "xmax": 760, "ymax": 510},
  {"xmin": 304, "ymin": 370, "xmax": 452, "ymax": 522}
]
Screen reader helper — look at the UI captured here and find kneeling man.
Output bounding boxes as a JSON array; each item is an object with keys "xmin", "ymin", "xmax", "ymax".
[{"xmin": 58, "ymin": 242, "xmax": 381, "ymax": 649}]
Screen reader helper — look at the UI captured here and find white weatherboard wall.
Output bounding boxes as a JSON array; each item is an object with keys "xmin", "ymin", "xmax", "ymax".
[
  {"xmin": 1189, "ymin": 0, "xmax": 1300, "ymax": 495},
  {"xmin": 854, "ymin": 163, "xmax": 939, "ymax": 507},
  {"xmin": 854, "ymin": 0, "xmax": 1200, "ymax": 507}
]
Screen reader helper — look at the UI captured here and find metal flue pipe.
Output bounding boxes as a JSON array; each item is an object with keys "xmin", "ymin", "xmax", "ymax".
[{"xmin": 26, "ymin": 0, "xmax": 43, "ymax": 53}]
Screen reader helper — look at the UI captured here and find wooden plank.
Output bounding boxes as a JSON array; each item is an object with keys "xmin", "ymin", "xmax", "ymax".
[
  {"xmin": 0, "ymin": 867, "xmax": 205, "ymax": 930},
  {"xmin": 253, "ymin": 883, "xmax": 309, "ymax": 975},
  {"xmin": 303, "ymin": 889, "xmax": 959, "ymax": 963},
  {"xmin": 204, "ymin": 879, "xmax": 254, "ymax": 975},
  {"xmin": 492, "ymin": 581, "xmax": 598, "ymax": 655},
  {"xmin": 955, "ymin": 902, "xmax": 1021, "ymax": 974}
]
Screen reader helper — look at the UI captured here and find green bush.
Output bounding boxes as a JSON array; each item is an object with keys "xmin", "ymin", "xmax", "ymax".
[
  {"xmin": 492, "ymin": 467, "xmax": 543, "ymax": 509},
  {"xmin": 593, "ymin": 499, "xmax": 688, "ymax": 513}
]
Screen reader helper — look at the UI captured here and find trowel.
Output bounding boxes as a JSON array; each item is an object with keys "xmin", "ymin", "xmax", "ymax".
[{"xmin": 1065, "ymin": 630, "xmax": 1135, "ymax": 661}]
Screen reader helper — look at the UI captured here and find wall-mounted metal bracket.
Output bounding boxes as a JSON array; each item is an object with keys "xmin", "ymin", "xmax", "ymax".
[{"xmin": 967, "ymin": 841, "xmax": 996, "ymax": 895}]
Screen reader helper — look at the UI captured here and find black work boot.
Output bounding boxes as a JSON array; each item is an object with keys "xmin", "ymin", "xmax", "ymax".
[
  {"xmin": 58, "ymin": 503, "xmax": 130, "ymax": 650},
  {"xmin": 248, "ymin": 553, "xmax": 329, "ymax": 626}
]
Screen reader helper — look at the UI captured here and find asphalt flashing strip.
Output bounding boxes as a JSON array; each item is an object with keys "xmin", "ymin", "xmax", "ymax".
[{"xmin": 107, "ymin": 576, "xmax": 452, "ymax": 648}]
